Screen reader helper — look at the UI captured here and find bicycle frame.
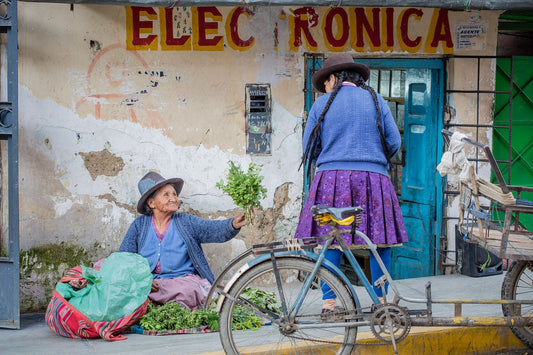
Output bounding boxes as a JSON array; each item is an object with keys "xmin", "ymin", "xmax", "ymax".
[
  {"xmin": 215, "ymin": 207, "xmax": 533, "ymax": 353},
  {"xmin": 212, "ymin": 223, "xmax": 386, "ymax": 328},
  {"xmin": 349, "ymin": 227, "xmax": 533, "ymax": 327},
  {"xmin": 288, "ymin": 228, "xmax": 386, "ymax": 316},
  {"xmin": 208, "ymin": 219, "xmax": 533, "ymax": 330}
]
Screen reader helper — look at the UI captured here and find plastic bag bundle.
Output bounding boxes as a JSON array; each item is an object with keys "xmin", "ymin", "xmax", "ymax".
[
  {"xmin": 55, "ymin": 252, "xmax": 152, "ymax": 321},
  {"xmin": 437, "ymin": 131, "xmax": 471, "ymax": 180}
]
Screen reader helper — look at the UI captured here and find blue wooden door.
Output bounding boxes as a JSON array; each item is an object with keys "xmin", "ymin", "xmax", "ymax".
[
  {"xmin": 304, "ymin": 57, "xmax": 444, "ymax": 279},
  {"xmin": 395, "ymin": 66, "xmax": 443, "ymax": 278}
]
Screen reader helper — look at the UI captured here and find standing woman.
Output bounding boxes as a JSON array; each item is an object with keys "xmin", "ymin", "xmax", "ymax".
[{"xmin": 295, "ymin": 53, "xmax": 408, "ymax": 313}]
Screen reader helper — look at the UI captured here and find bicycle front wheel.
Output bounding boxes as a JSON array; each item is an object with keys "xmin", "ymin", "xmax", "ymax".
[
  {"xmin": 219, "ymin": 257, "xmax": 358, "ymax": 355},
  {"xmin": 502, "ymin": 260, "xmax": 533, "ymax": 348}
]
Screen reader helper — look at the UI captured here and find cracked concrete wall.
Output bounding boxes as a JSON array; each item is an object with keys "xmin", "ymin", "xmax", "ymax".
[
  {"xmin": 17, "ymin": 3, "xmax": 306, "ymax": 311},
  {"xmin": 18, "ymin": 4, "xmax": 305, "ymax": 243},
  {"xmin": 14, "ymin": 3, "xmax": 501, "ymax": 311}
]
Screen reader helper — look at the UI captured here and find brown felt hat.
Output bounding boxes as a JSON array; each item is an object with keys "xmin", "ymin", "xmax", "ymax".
[
  {"xmin": 137, "ymin": 171, "xmax": 184, "ymax": 215},
  {"xmin": 312, "ymin": 53, "xmax": 370, "ymax": 93}
]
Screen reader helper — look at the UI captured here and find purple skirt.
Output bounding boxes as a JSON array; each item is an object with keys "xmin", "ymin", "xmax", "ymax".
[{"xmin": 294, "ymin": 170, "xmax": 408, "ymax": 246}]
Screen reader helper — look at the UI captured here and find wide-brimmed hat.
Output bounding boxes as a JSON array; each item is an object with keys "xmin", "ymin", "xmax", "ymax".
[
  {"xmin": 312, "ymin": 53, "xmax": 370, "ymax": 93},
  {"xmin": 137, "ymin": 171, "xmax": 184, "ymax": 215}
]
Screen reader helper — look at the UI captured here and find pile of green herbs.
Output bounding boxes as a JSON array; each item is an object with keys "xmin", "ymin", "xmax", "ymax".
[
  {"xmin": 139, "ymin": 288, "xmax": 280, "ymax": 332},
  {"xmin": 231, "ymin": 288, "xmax": 282, "ymax": 330},
  {"xmin": 139, "ymin": 301, "xmax": 220, "ymax": 331},
  {"xmin": 216, "ymin": 161, "xmax": 267, "ymax": 224}
]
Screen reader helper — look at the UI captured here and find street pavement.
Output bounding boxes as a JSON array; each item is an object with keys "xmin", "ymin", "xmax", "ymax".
[{"xmin": 0, "ymin": 272, "xmax": 530, "ymax": 354}]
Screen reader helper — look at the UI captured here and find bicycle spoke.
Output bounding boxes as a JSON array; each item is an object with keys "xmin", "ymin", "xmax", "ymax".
[{"xmin": 219, "ymin": 258, "xmax": 358, "ymax": 354}]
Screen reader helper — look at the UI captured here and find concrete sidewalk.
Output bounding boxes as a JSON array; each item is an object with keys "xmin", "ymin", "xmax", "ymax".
[{"xmin": 0, "ymin": 272, "xmax": 530, "ymax": 355}]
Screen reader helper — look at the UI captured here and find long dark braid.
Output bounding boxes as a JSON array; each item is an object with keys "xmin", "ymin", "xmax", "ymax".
[
  {"xmin": 357, "ymin": 79, "xmax": 393, "ymax": 168},
  {"xmin": 300, "ymin": 71, "xmax": 348, "ymax": 172}
]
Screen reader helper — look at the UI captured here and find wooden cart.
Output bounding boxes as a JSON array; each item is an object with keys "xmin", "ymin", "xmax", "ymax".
[{"xmin": 441, "ymin": 129, "xmax": 533, "ymax": 261}]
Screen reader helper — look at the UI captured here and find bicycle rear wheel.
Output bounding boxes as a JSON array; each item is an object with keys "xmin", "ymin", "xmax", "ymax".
[
  {"xmin": 501, "ymin": 260, "xmax": 533, "ymax": 348},
  {"xmin": 219, "ymin": 257, "xmax": 358, "ymax": 354}
]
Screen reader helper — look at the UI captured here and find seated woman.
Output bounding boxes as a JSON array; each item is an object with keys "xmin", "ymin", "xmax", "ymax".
[{"xmin": 119, "ymin": 171, "xmax": 247, "ymax": 310}]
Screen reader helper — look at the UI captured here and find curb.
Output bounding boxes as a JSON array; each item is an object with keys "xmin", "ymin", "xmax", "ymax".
[
  {"xmin": 200, "ymin": 326, "xmax": 529, "ymax": 354},
  {"xmin": 352, "ymin": 326, "xmax": 529, "ymax": 354}
]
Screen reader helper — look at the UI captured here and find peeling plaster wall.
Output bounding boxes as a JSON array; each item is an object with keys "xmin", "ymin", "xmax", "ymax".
[
  {"xmin": 17, "ymin": 3, "xmax": 305, "ymax": 311},
  {"xmin": 18, "ymin": 4, "xmax": 304, "ymax": 245},
  {"xmin": 15, "ymin": 3, "xmax": 501, "ymax": 310}
]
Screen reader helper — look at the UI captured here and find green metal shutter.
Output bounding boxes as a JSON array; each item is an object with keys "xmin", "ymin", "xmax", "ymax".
[{"xmin": 494, "ymin": 56, "xmax": 533, "ymax": 230}]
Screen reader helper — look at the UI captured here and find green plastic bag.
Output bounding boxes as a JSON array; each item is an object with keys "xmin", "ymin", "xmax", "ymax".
[{"xmin": 56, "ymin": 252, "xmax": 153, "ymax": 321}]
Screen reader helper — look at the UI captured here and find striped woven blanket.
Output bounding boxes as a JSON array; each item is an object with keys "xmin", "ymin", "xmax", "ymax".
[{"xmin": 45, "ymin": 265, "xmax": 149, "ymax": 341}]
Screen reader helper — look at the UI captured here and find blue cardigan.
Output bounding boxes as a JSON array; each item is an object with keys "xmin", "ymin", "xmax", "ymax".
[
  {"xmin": 303, "ymin": 85, "xmax": 402, "ymax": 176},
  {"xmin": 118, "ymin": 213, "xmax": 240, "ymax": 284}
]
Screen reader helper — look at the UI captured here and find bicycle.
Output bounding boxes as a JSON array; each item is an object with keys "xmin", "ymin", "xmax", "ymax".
[{"xmin": 204, "ymin": 204, "xmax": 533, "ymax": 355}]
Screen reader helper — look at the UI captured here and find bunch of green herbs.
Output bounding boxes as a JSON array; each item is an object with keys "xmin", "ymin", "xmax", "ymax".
[
  {"xmin": 139, "ymin": 288, "xmax": 280, "ymax": 332},
  {"xmin": 216, "ymin": 161, "xmax": 267, "ymax": 224},
  {"xmin": 241, "ymin": 288, "xmax": 281, "ymax": 316},
  {"xmin": 231, "ymin": 288, "xmax": 280, "ymax": 330},
  {"xmin": 139, "ymin": 302, "xmax": 219, "ymax": 331}
]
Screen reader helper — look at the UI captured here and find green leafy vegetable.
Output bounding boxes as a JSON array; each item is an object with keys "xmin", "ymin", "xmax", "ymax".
[
  {"xmin": 241, "ymin": 288, "xmax": 281, "ymax": 315},
  {"xmin": 231, "ymin": 288, "xmax": 280, "ymax": 330},
  {"xmin": 139, "ymin": 288, "xmax": 280, "ymax": 332},
  {"xmin": 230, "ymin": 306, "xmax": 263, "ymax": 330},
  {"xmin": 139, "ymin": 302, "xmax": 219, "ymax": 331},
  {"xmin": 216, "ymin": 161, "xmax": 267, "ymax": 224}
]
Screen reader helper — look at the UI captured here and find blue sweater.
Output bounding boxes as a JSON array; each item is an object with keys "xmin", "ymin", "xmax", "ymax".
[
  {"xmin": 139, "ymin": 221, "xmax": 196, "ymax": 280},
  {"xmin": 303, "ymin": 85, "xmax": 401, "ymax": 176},
  {"xmin": 118, "ymin": 213, "xmax": 240, "ymax": 284}
]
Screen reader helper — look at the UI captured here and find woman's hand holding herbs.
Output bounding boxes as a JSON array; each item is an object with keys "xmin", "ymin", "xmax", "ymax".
[{"xmin": 232, "ymin": 213, "xmax": 247, "ymax": 229}]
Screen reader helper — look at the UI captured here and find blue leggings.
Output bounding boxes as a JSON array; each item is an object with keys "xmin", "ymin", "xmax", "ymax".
[{"xmin": 321, "ymin": 247, "xmax": 391, "ymax": 300}]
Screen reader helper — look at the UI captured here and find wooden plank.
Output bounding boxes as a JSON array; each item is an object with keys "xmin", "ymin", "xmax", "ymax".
[
  {"xmin": 469, "ymin": 166, "xmax": 486, "ymax": 240},
  {"xmin": 442, "ymin": 130, "xmax": 533, "ymax": 261},
  {"xmin": 457, "ymin": 224, "xmax": 533, "ymax": 259}
]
